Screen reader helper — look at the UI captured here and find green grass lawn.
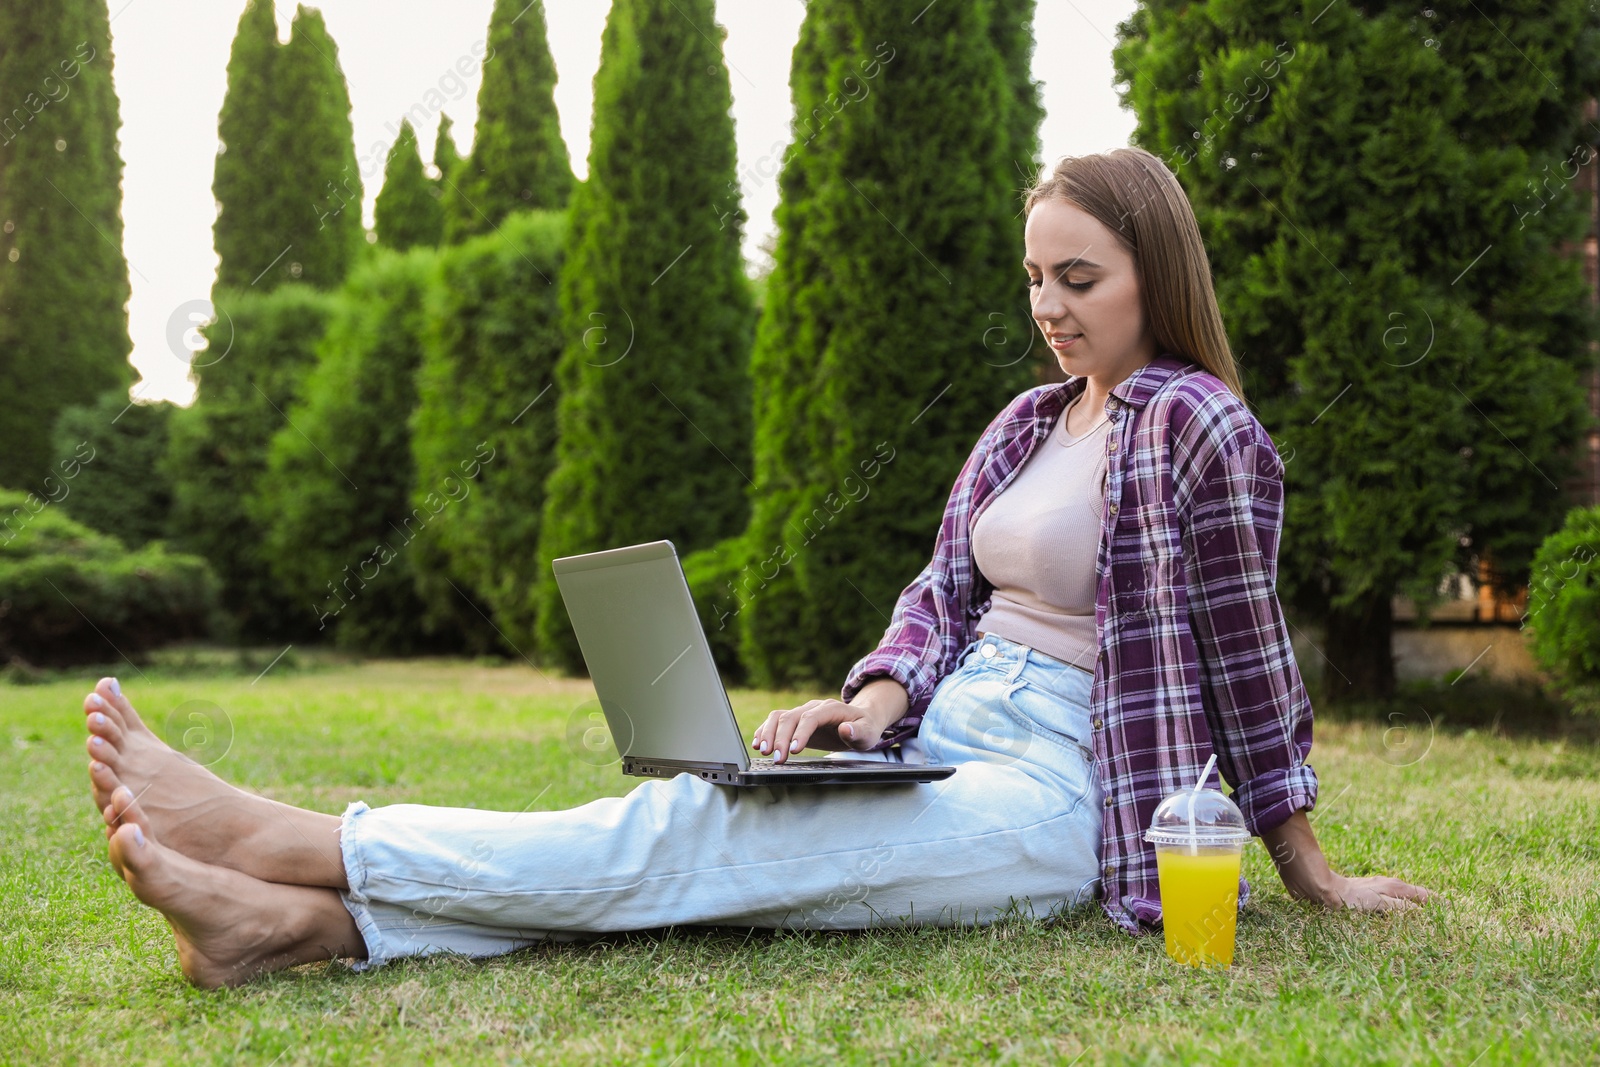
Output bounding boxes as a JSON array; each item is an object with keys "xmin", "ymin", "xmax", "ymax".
[{"xmin": 3, "ymin": 657, "xmax": 1597, "ymax": 1064}]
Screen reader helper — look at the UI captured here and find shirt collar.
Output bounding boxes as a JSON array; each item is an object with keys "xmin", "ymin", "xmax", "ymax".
[{"xmin": 1043, "ymin": 351, "xmax": 1196, "ymax": 417}]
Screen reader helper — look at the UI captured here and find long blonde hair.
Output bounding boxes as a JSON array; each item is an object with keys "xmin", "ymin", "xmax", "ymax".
[{"xmin": 1023, "ymin": 148, "xmax": 1246, "ymax": 402}]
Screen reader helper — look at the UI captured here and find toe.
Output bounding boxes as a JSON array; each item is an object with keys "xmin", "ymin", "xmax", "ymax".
[
  {"xmin": 106, "ymin": 784, "xmax": 152, "ymax": 836},
  {"xmin": 83, "ymin": 690, "xmax": 124, "ymax": 734},
  {"xmin": 107, "ymin": 820, "xmax": 149, "ymax": 881},
  {"xmin": 85, "ymin": 707, "xmax": 123, "ymax": 762},
  {"xmin": 85, "ymin": 689, "xmax": 131, "ymax": 741},
  {"xmin": 94, "ymin": 677, "xmax": 147, "ymax": 733},
  {"xmin": 89, "ymin": 758, "xmax": 119, "ymax": 810}
]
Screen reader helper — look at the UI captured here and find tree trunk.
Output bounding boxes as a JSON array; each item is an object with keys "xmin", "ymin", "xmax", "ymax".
[{"xmin": 1320, "ymin": 589, "xmax": 1397, "ymax": 704}]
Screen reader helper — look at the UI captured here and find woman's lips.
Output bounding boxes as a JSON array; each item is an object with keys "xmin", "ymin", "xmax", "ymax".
[{"xmin": 1048, "ymin": 333, "xmax": 1081, "ymax": 350}]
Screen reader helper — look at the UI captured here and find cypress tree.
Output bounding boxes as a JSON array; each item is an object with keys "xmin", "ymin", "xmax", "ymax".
[
  {"xmin": 680, "ymin": 6, "xmax": 849, "ymax": 686},
  {"xmin": 991, "ymin": 0, "xmax": 1045, "ymax": 183},
  {"xmin": 433, "ymin": 113, "xmax": 462, "ymax": 183},
  {"xmin": 212, "ymin": 2, "xmax": 362, "ymax": 292},
  {"xmin": 374, "ymin": 118, "xmax": 442, "ymax": 250},
  {"xmin": 988, "ymin": 0, "xmax": 1049, "ymax": 384},
  {"xmin": 530, "ymin": 0, "xmax": 756, "ymax": 673},
  {"xmin": 443, "ymin": 0, "xmax": 573, "ymax": 242},
  {"xmin": 0, "ymin": 0, "xmax": 132, "ymax": 488},
  {"xmin": 212, "ymin": 0, "xmax": 282, "ymax": 291},
  {"xmin": 272, "ymin": 5, "xmax": 363, "ymax": 288},
  {"xmin": 1112, "ymin": 0, "xmax": 1600, "ymax": 701},
  {"xmin": 430, "ymin": 113, "xmax": 463, "ymax": 241},
  {"xmin": 733, "ymin": 0, "xmax": 1039, "ymax": 690}
]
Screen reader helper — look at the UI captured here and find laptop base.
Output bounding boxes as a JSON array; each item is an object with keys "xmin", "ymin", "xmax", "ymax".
[{"xmin": 623, "ymin": 756, "xmax": 957, "ymax": 787}]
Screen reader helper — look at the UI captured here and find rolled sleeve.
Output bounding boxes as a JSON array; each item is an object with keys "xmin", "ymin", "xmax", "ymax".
[
  {"xmin": 1231, "ymin": 762, "xmax": 1320, "ymax": 837},
  {"xmin": 1180, "ymin": 428, "xmax": 1319, "ymax": 838}
]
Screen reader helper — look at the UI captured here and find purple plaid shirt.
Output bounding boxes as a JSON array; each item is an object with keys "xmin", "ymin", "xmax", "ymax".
[{"xmin": 841, "ymin": 352, "xmax": 1319, "ymax": 935}]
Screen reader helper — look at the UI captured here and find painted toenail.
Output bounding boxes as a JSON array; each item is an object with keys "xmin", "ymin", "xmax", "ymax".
[
  {"xmin": 133, "ymin": 825, "xmax": 145, "ymax": 848},
  {"xmin": 109, "ymin": 678, "xmax": 121, "ymax": 696},
  {"xmin": 90, "ymin": 736, "xmax": 105, "ymax": 747},
  {"xmin": 91, "ymin": 760, "xmax": 104, "ymax": 771},
  {"xmin": 88, "ymin": 693, "xmax": 105, "ymax": 709},
  {"xmin": 91, "ymin": 712, "xmax": 107, "ymax": 726}
]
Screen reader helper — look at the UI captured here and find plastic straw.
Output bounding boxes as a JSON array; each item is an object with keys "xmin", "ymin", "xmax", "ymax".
[{"xmin": 1188, "ymin": 753, "xmax": 1217, "ymax": 855}]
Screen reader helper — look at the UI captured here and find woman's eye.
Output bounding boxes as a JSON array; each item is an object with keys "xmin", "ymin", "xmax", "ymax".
[{"xmin": 1026, "ymin": 276, "xmax": 1094, "ymax": 291}]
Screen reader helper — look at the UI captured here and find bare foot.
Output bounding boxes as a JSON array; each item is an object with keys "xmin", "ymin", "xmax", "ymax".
[
  {"xmin": 104, "ymin": 786, "xmax": 365, "ymax": 988},
  {"xmin": 84, "ymin": 677, "xmax": 346, "ymax": 887},
  {"xmin": 84, "ymin": 676, "xmax": 259, "ymax": 860}
]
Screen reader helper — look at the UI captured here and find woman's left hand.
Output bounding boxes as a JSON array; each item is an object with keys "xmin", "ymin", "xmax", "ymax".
[
  {"xmin": 1262, "ymin": 811, "xmax": 1434, "ymax": 913},
  {"xmin": 1302, "ymin": 872, "xmax": 1433, "ymax": 912}
]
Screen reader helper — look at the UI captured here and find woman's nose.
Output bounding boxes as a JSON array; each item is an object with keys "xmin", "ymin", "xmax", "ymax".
[
  {"xmin": 1032, "ymin": 294, "xmax": 1064, "ymax": 324},
  {"xmin": 1031, "ymin": 283, "xmax": 1065, "ymax": 323}
]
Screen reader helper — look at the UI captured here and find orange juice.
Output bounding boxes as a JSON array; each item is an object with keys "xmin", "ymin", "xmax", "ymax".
[{"xmin": 1155, "ymin": 845, "xmax": 1242, "ymax": 967}]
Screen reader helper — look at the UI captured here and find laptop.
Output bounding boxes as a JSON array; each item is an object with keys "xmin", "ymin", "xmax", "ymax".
[{"xmin": 551, "ymin": 539, "xmax": 956, "ymax": 787}]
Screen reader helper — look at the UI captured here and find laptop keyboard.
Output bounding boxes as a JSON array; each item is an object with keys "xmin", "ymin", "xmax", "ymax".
[
  {"xmin": 749, "ymin": 758, "xmax": 817, "ymax": 771},
  {"xmin": 748, "ymin": 757, "xmax": 887, "ymax": 771}
]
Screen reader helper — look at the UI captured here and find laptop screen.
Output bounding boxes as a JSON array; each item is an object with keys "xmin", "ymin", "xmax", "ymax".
[{"xmin": 552, "ymin": 541, "xmax": 750, "ymax": 769}]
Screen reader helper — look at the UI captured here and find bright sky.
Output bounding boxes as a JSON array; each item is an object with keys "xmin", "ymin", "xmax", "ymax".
[{"xmin": 107, "ymin": 1, "xmax": 1138, "ymax": 405}]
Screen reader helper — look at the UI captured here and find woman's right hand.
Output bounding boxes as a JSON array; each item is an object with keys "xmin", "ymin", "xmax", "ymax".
[{"xmin": 752, "ymin": 680, "xmax": 906, "ymax": 762}]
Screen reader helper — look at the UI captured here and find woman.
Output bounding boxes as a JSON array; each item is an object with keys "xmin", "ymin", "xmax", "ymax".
[{"xmin": 83, "ymin": 148, "xmax": 1430, "ymax": 988}]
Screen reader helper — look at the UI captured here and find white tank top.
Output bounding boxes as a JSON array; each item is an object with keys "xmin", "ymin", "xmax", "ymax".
[{"xmin": 970, "ymin": 391, "xmax": 1109, "ymax": 673}]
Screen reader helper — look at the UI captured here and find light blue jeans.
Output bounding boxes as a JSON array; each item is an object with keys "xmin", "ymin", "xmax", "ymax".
[{"xmin": 338, "ymin": 632, "xmax": 1106, "ymax": 969}]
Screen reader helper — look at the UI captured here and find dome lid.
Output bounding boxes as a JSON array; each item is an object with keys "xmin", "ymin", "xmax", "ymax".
[{"xmin": 1143, "ymin": 786, "xmax": 1251, "ymax": 847}]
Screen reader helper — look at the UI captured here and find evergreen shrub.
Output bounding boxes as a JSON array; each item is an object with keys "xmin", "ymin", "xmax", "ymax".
[
  {"xmin": 163, "ymin": 284, "xmax": 335, "ymax": 641},
  {"xmin": 411, "ymin": 209, "xmax": 567, "ymax": 656},
  {"xmin": 252, "ymin": 247, "xmax": 485, "ymax": 654},
  {"xmin": 50, "ymin": 391, "xmax": 175, "ymax": 548},
  {"xmin": 1525, "ymin": 505, "xmax": 1600, "ymax": 715},
  {"xmin": 0, "ymin": 490, "xmax": 216, "ymax": 667}
]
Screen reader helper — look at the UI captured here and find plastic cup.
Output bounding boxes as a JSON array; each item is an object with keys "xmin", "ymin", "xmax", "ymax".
[{"xmin": 1144, "ymin": 786, "xmax": 1251, "ymax": 968}]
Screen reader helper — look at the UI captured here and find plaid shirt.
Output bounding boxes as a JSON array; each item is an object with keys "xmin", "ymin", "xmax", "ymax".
[{"xmin": 841, "ymin": 352, "xmax": 1319, "ymax": 934}]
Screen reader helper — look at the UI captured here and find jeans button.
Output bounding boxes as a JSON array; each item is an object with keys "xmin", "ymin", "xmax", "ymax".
[{"xmin": 980, "ymin": 642, "xmax": 997, "ymax": 658}]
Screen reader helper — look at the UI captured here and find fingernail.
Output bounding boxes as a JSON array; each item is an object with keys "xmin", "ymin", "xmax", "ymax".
[
  {"xmin": 109, "ymin": 678, "xmax": 121, "ymax": 696},
  {"xmin": 759, "ymin": 741, "xmax": 769, "ymax": 753},
  {"xmin": 91, "ymin": 712, "xmax": 106, "ymax": 726},
  {"xmin": 790, "ymin": 739, "xmax": 801, "ymax": 752},
  {"xmin": 88, "ymin": 694, "xmax": 105, "ymax": 709},
  {"xmin": 132, "ymin": 825, "xmax": 145, "ymax": 848}
]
